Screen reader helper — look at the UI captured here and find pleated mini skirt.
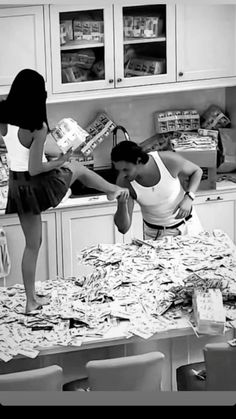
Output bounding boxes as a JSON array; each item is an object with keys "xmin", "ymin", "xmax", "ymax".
[{"xmin": 6, "ymin": 167, "xmax": 73, "ymax": 215}]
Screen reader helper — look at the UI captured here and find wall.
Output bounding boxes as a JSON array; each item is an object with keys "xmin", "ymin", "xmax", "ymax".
[{"xmin": 47, "ymin": 87, "xmax": 226, "ymax": 168}]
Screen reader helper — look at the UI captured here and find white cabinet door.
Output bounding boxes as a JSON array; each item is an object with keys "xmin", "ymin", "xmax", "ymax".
[
  {"xmin": 114, "ymin": 1, "xmax": 175, "ymax": 88},
  {"xmin": 50, "ymin": 2, "xmax": 115, "ymax": 93},
  {"xmin": 195, "ymin": 192, "xmax": 236, "ymax": 243},
  {"xmin": 176, "ymin": 4, "xmax": 236, "ymax": 82},
  {"xmin": 0, "ymin": 212, "xmax": 57, "ymax": 287},
  {"xmin": 61, "ymin": 205, "xmax": 123, "ymax": 277},
  {"xmin": 50, "ymin": 1, "xmax": 175, "ymax": 94},
  {"xmin": 0, "ymin": 6, "xmax": 46, "ymax": 94}
]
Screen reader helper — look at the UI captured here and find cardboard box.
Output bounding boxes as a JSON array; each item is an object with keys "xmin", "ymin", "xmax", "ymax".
[{"xmin": 176, "ymin": 149, "xmax": 217, "ymax": 190}]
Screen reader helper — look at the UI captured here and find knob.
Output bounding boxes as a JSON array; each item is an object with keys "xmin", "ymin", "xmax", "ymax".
[
  {"xmin": 117, "ymin": 78, "xmax": 122, "ymax": 83},
  {"xmin": 109, "ymin": 79, "xmax": 114, "ymax": 83},
  {"xmin": 179, "ymin": 72, "xmax": 184, "ymax": 77}
]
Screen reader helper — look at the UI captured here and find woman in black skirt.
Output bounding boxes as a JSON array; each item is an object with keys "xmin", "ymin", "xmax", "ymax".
[{"xmin": 0, "ymin": 69, "xmax": 129, "ymax": 314}]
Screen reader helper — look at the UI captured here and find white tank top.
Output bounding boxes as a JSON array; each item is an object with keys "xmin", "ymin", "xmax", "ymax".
[
  {"xmin": 3, "ymin": 124, "xmax": 47, "ymax": 171},
  {"xmin": 131, "ymin": 151, "xmax": 185, "ymax": 227}
]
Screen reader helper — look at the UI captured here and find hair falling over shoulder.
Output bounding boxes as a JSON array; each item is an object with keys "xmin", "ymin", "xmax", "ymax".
[{"xmin": 0, "ymin": 69, "xmax": 49, "ymax": 132}]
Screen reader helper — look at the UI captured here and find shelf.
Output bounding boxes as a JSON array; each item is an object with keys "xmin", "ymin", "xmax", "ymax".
[
  {"xmin": 61, "ymin": 40, "xmax": 104, "ymax": 50},
  {"xmin": 123, "ymin": 36, "xmax": 166, "ymax": 45}
]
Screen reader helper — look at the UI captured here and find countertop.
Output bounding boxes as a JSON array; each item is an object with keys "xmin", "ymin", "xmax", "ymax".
[
  {"xmin": 1, "ymin": 179, "xmax": 236, "ymax": 216},
  {"xmin": 57, "ymin": 178, "xmax": 236, "ymax": 209}
]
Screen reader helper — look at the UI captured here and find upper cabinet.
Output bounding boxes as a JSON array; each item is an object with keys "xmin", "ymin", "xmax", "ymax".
[
  {"xmin": 2, "ymin": 2, "xmax": 236, "ymax": 101},
  {"xmin": 114, "ymin": 1, "xmax": 175, "ymax": 88},
  {"xmin": 50, "ymin": 1, "xmax": 175, "ymax": 94},
  {"xmin": 0, "ymin": 6, "xmax": 46, "ymax": 95},
  {"xmin": 176, "ymin": 4, "xmax": 236, "ymax": 82}
]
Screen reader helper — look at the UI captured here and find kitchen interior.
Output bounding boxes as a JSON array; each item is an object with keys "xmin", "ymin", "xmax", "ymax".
[{"xmin": 1, "ymin": 1, "xmax": 236, "ymax": 398}]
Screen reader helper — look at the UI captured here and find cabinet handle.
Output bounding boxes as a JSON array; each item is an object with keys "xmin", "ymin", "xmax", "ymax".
[
  {"xmin": 117, "ymin": 78, "xmax": 122, "ymax": 83},
  {"xmin": 205, "ymin": 196, "xmax": 223, "ymax": 202},
  {"xmin": 88, "ymin": 196, "xmax": 100, "ymax": 201},
  {"xmin": 109, "ymin": 79, "xmax": 114, "ymax": 83},
  {"xmin": 178, "ymin": 72, "xmax": 184, "ymax": 77}
]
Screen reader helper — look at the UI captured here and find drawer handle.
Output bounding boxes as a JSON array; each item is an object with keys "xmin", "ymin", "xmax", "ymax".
[
  {"xmin": 88, "ymin": 196, "xmax": 100, "ymax": 201},
  {"xmin": 206, "ymin": 196, "xmax": 223, "ymax": 202}
]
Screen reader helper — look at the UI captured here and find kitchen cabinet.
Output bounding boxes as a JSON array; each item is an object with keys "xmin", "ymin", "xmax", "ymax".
[
  {"xmin": 195, "ymin": 191, "xmax": 236, "ymax": 244},
  {"xmin": 0, "ymin": 212, "xmax": 57, "ymax": 287},
  {"xmin": 49, "ymin": 1, "xmax": 175, "ymax": 94},
  {"xmin": 49, "ymin": 1, "xmax": 236, "ymax": 100},
  {"xmin": 2, "ymin": 187, "xmax": 236, "ymax": 286},
  {"xmin": 176, "ymin": 4, "xmax": 236, "ymax": 82},
  {"xmin": 0, "ymin": 6, "xmax": 46, "ymax": 95},
  {"xmin": 60, "ymin": 203, "xmax": 124, "ymax": 277}
]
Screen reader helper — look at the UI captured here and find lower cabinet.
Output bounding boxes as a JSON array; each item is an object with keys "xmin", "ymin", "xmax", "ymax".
[
  {"xmin": 195, "ymin": 191, "xmax": 236, "ymax": 243},
  {"xmin": 61, "ymin": 203, "xmax": 124, "ymax": 277},
  {"xmin": 2, "ymin": 189, "xmax": 236, "ymax": 285},
  {"xmin": 0, "ymin": 212, "xmax": 57, "ymax": 287}
]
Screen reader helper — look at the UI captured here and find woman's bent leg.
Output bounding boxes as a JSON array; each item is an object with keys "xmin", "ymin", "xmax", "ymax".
[{"xmin": 67, "ymin": 160, "xmax": 122, "ymax": 199}]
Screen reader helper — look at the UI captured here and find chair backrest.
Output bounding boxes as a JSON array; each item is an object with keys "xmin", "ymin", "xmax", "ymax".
[
  {"xmin": 86, "ymin": 351, "xmax": 165, "ymax": 391},
  {"xmin": 204, "ymin": 343, "xmax": 236, "ymax": 390},
  {"xmin": 0, "ymin": 365, "xmax": 63, "ymax": 391}
]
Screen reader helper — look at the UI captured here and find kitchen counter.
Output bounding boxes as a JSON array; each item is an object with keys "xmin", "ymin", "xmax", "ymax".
[
  {"xmin": 57, "ymin": 179, "xmax": 236, "ymax": 209},
  {"xmin": 0, "ymin": 179, "xmax": 236, "ymax": 216}
]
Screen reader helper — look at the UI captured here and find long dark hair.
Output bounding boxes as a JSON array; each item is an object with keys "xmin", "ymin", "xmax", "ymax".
[{"xmin": 0, "ymin": 69, "xmax": 49, "ymax": 132}]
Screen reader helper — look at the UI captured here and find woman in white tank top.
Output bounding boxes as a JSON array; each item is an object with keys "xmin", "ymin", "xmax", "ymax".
[
  {"xmin": 0, "ymin": 69, "xmax": 128, "ymax": 314},
  {"xmin": 111, "ymin": 141, "xmax": 203, "ymax": 240}
]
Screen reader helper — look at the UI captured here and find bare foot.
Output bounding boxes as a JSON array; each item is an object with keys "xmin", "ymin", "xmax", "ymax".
[
  {"xmin": 107, "ymin": 187, "xmax": 129, "ymax": 201},
  {"xmin": 26, "ymin": 295, "xmax": 50, "ymax": 314},
  {"xmin": 35, "ymin": 295, "xmax": 51, "ymax": 306},
  {"xmin": 25, "ymin": 300, "xmax": 43, "ymax": 314}
]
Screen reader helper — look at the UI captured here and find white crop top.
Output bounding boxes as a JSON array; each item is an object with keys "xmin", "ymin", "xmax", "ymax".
[
  {"xmin": 3, "ymin": 124, "xmax": 47, "ymax": 171},
  {"xmin": 131, "ymin": 151, "xmax": 185, "ymax": 227}
]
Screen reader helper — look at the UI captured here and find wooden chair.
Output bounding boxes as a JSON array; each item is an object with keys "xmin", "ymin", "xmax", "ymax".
[
  {"xmin": 176, "ymin": 342, "xmax": 236, "ymax": 391},
  {"xmin": 0, "ymin": 365, "xmax": 63, "ymax": 391},
  {"xmin": 63, "ymin": 351, "xmax": 165, "ymax": 391}
]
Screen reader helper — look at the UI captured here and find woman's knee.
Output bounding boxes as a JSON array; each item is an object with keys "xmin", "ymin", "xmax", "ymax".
[{"xmin": 26, "ymin": 234, "xmax": 42, "ymax": 251}]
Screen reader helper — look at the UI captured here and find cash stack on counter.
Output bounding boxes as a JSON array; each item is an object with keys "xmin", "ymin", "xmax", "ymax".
[{"xmin": 193, "ymin": 288, "xmax": 225, "ymax": 335}]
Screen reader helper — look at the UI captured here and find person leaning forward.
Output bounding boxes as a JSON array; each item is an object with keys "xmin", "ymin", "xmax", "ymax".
[{"xmin": 111, "ymin": 141, "xmax": 203, "ymax": 240}]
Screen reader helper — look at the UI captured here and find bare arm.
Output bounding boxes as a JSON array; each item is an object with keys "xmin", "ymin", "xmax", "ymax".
[
  {"xmin": 161, "ymin": 150, "xmax": 203, "ymax": 193},
  {"xmin": 161, "ymin": 151, "xmax": 203, "ymax": 219},
  {"xmin": 114, "ymin": 175, "xmax": 135, "ymax": 234},
  {"xmin": 28, "ymin": 123, "xmax": 72, "ymax": 176},
  {"xmin": 0, "ymin": 123, "xmax": 7, "ymax": 137}
]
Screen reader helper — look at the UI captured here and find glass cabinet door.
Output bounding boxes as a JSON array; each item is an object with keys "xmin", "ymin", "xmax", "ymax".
[
  {"xmin": 50, "ymin": 3, "xmax": 114, "ymax": 93},
  {"xmin": 114, "ymin": 2, "xmax": 175, "ymax": 87}
]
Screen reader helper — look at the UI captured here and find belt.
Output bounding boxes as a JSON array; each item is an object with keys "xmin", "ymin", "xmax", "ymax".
[
  {"xmin": 143, "ymin": 213, "xmax": 192, "ymax": 230},
  {"xmin": 11, "ymin": 171, "xmax": 31, "ymax": 180}
]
